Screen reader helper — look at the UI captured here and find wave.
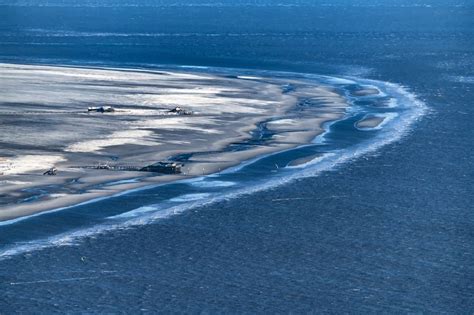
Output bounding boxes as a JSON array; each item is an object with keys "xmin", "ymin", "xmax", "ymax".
[
  {"xmin": 6, "ymin": 29, "xmax": 322, "ymax": 38},
  {"xmin": 447, "ymin": 75, "xmax": 474, "ymax": 84},
  {"xmin": 0, "ymin": 67, "xmax": 427, "ymax": 260},
  {"xmin": 0, "ymin": 1, "xmax": 469, "ymax": 8},
  {"xmin": 170, "ymin": 193, "xmax": 212, "ymax": 202},
  {"xmin": 189, "ymin": 180, "xmax": 236, "ymax": 188}
]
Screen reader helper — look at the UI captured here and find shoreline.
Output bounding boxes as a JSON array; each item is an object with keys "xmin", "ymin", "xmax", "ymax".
[{"xmin": 0, "ymin": 63, "xmax": 349, "ymax": 222}]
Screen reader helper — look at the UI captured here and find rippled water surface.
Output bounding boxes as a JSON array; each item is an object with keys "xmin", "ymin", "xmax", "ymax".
[{"xmin": 0, "ymin": 1, "xmax": 473, "ymax": 313}]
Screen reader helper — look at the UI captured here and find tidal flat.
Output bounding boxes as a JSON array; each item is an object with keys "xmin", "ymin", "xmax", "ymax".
[{"xmin": 0, "ymin": 63, "xmax": 348, "ymax": 221}]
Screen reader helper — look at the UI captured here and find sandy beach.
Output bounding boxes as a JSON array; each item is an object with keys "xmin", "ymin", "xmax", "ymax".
[{"xmin": 0, "ymin": 63, "xmax": 349, "ymax": 222}]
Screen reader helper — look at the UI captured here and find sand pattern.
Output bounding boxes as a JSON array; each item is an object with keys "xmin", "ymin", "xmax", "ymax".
[{"xmin": 0, "ymin": 64, "xmax": 348, "ymax": 221}]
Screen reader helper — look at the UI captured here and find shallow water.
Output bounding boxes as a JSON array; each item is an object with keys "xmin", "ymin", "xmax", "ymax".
[
  {"xmin": 0, "ymin": 70, "xmax": 423, "ymax": 254},
  {"xmin": 0, "ymin": 1, "xmax": 473, "ymax": 313}
]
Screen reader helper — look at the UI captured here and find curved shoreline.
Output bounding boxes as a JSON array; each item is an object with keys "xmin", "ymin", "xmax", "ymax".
[
  {"xmin": 0, "ymin": 73, "xmax": 427, "ymax": 259},
  {"xmin": 0, "ymin": 65, "xmax": 427, "ymax": 259}
]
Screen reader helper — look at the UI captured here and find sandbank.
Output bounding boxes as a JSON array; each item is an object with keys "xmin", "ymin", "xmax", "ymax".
[{"xmin": 0, "ymin": 63, "xmax": 349, "ymax": 222}]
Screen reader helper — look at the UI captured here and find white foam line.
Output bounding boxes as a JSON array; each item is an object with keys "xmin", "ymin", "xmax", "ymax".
[
  {"xmin": 312, "ymin": 119, "xmax": 340, "ymax": 144},
  {"xmin": 170, "ymin": 193, "xmax": 212, "ymax": 203},
  {"xmin": 104, "ymin": 178, "xmax": 141, "ymax": 186},
  {"xmin": 212, "ymin": 113, "xmax": 351, "ymax": 175},
  {"xmin": 9, "ymin": 275, "xmax": 117, "ymax": 285},
  {"xmin": 0, "ymin": 176, "xmax": 186, "ymax": 227},
  {"xmin": 0, "ymin": 170, "xmax": 226, "ymax": 227},
  {"xmin": 286, "ymin": 152, "xmax": 337, "ymax": 169},
  {"xmin": 82, "ymin": 81, "xmax": 424, "ymax": 228},
  {"xmin": 189, "ymin": 180, "xmax": 236, "ymax": 188},
  {"xmin": 0, "ymin": 74, "xmax": 427, "ymax": 260}
]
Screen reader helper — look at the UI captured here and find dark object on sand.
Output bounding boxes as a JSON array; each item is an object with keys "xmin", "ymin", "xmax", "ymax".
[
  {"xmin": 88, "ymin": 106, "xmax": 115, "ymax": 113},
  {"xmin": 96, "ymin": 164, "xmax": 111, "ymax": 170},
  {"xmin": 73, "ymin": 162, "xmax": 183, "ymax": 174},
  {"xmin": 43, "ymin": 167, "xmax": 57, "ymax": 176},
  {"xmin": 169, "ymin": 106, "xmax": 192, "ymax": 115},
  {"xmin": 140, "ymin": 162, "xmax": 183, "ymax": 174}
]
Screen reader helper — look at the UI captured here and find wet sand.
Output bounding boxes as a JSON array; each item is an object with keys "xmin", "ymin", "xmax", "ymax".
[
  {"xmin": 355, "ymin": 115, "xmax": 386, "ymax": 129},
  {"xmin": 351, "ymin": 86, "xmax": 381, "ymax": 97},
  {"xmin": 0, "ymin": 63, "xmax": 349, "ymax": 222}
]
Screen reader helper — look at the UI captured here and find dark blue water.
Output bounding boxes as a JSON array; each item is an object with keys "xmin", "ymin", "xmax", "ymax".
[{"xmin": 0, "ymin": 1, "xmax": 473, "ymax": 313}]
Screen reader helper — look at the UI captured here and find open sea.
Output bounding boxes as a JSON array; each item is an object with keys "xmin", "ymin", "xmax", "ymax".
[{"xmin": 0, "ymin": 0, "xmax": 473, "ymax": 313}]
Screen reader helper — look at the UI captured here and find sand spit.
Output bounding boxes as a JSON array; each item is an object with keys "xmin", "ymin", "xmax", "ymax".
[{"xmin": 0, "ymin": 63, "xmax": 349, "ymax": 221}]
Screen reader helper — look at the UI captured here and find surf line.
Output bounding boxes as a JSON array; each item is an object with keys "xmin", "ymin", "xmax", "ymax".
[{"xmin": 0, "ymin": 69, "xmax": 427, "ymax": 260}]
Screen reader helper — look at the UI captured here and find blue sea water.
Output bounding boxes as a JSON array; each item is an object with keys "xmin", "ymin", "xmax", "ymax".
[{"xmin": 0, "ymin": 0, "xmax": 473, "ymax": 313}]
